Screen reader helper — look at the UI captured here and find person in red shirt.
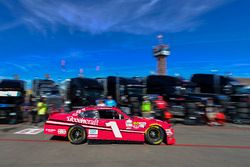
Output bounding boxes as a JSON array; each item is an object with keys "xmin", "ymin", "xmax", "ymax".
[
  {"xmin": 153, "ymin": 96, "xmax": 172, "ymax": 121},
  {"xmin": 154, "ymin": 96, "xmax": 168, "ymax": 109}
]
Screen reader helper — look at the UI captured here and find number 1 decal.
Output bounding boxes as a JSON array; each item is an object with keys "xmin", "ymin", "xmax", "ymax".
[{"xmin": 106, "ymin": 121, "xmax": 122, "ymax": 138}]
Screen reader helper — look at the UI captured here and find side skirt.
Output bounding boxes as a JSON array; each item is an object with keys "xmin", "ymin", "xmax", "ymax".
[{"xmin": 87, "ymin": 139, "xmax": 144, "ymax": 145}]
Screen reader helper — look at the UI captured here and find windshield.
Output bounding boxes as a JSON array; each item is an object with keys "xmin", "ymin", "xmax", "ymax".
[
  {"xmin": 85, "ymin": 89, "xmax": 103, "ymax": 98},
  {"xmin": 40, "ymin": 90, "xmax": 60, "ymax": 96},
  {"xmin": 40, "ymin": 88, "xmax": 60, "ymax": 95},
  {"xmin": 236, "ymin": 86, "xmax": 250, "ymax": 94},
  {"xmin": 127, "ymin": 87, "xmax": 144, "ymax": 95}
]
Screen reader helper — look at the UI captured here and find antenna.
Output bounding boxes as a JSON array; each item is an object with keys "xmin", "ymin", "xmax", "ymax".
[{"xmin": 157, "ymin": 34, "xmax": 164, "ymax": 44}]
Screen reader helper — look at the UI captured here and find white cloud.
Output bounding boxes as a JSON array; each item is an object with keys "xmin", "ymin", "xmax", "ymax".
[
  {"xmin": 4, "ymin": 0, "xmax": 228, "ymax": 34},
  {"xmin": 4, "ymin": 62, "xmax": 29, "ymax": 72},
  {"xmin": 0, "ymin": 20, "xmax": 22, "ymax": 31}
]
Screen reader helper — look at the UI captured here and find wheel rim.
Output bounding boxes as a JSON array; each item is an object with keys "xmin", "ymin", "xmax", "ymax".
[
  {"xmin": 70, "ymin": 128, "xmax": 84, "ymax": 142},
  {"xmin": 148, "ymin": 128, "xmax": 161, "ymax": 141}
]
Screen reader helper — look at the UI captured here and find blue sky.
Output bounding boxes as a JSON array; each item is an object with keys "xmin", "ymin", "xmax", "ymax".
[{"xmin": 0, "ymin": 0, "xmax": 250, "ymax": 86}]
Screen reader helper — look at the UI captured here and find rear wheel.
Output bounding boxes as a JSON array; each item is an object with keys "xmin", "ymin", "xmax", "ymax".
[
  {"xmin": 67, "ymin": 125, "xmax": 86, "ymax": 144},
  {"xmin": 145, "ymin": 126, "xmax": 165, "ymax": 145}
]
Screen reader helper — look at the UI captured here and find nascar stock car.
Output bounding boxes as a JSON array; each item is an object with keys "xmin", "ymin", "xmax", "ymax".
[{"xmin": 44, "ymin": 106, "xmax": 176, "ymax": 145}]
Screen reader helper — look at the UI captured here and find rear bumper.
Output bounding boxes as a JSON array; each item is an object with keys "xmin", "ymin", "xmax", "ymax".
[{"xmin": 44, "ymin": 123, "xmax": 69, "ymax": 137}]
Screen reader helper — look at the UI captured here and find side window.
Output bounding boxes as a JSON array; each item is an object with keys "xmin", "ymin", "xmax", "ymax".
[
  {"xmin": 98, "ymin": 110, "xmax": 124, "ymax": 119},
  {"xmin": 79, "ymin": 110, "xmax": 99, "ymax": 119}
]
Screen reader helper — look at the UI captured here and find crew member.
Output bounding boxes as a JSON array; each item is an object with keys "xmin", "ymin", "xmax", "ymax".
[
  {"xmin": 154, "ymin": 96, "xmax": 168, "ymax": 109},
  {"xmin": 153, "ymin": 96, "xmax": 169, "ymax": 120},
  {"xmin": 105, "ymin": 96, "xmax": 117, "ymax": 107},
  {"xmin": 130, "ymin": 96, "xmax": 141, "ymax": 116},
  {"xmin": 141, "ymin": 96, "xmax": 152, "ymax": 118},
  {"xmin": 205, "ymin": 98, "xmax": 218, "ymax": 126},
  {"xmin": 37, "ymin": 97, "xmax": 48, "ymax": 123},
  {"xmin": 97, "ymin": 99, "xmax": 106, "ymax": 106}
]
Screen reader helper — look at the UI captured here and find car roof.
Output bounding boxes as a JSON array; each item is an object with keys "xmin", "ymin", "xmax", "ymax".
[{"xmin": 83, "ymin": 106, "xmax": 116, "ymax": 111}]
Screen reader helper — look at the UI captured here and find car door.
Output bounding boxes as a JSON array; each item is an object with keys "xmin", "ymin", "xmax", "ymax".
[
  {"xmin": 97, "ymin": 109, "xmax": 144, "ymax": 142},
  {"xmin": 94, "ymin": 109, "xmax": 125, "ymax": 141}
]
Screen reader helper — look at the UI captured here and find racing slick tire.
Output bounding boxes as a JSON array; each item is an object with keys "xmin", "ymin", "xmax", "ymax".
[
  {"xmin": 145, "ymin": 126, "xmax": 165, "ymax": 145},
  {"xmin": 67, "ymin": 125, "xmax": 87, "ymax": 144}
]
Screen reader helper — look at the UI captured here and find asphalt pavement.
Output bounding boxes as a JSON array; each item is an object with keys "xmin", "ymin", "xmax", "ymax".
[{"xmin": 0, "ymin": 122, "xmax": 250, "ymax": 167}]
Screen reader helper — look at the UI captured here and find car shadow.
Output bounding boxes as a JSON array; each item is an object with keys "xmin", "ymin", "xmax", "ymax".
[
  {"xmin": 87, "ymin": 140, "xmax": 144, "ymax": 145},
  {"xmin": 50, "ymin": 136, "xmax": 68, "ymax": 141}
]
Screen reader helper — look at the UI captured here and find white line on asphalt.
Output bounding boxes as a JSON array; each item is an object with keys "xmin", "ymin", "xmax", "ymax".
[{"xmin": 14, "ymin": 128, "xmax": 44, "ymax": 135}]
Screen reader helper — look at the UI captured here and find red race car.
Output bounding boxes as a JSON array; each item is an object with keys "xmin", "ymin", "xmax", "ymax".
[{"xmin": 44, "ymin": 106, "xmax": 176, "ymax": 145}]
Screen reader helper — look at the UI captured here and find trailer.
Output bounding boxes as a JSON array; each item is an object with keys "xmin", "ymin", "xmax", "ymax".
[
  {"xmin": 0, "ymin": 79, "xmax": 25, "ymax": 124},
  {"xmin": 146, "ymin": 75, "xmax": 205, "ymax": 124},
  {"xmin": 60, "ymin": 77, "xmax": 103, "ymax": 111},
  {"xmin": 32, "ymin": 79, "xmax": 63, "ymax": 113}
]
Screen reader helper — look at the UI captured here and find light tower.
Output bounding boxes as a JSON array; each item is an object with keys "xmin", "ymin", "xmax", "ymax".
[{"xmin": 153, "ymin": 35, "xmax": 170, "ymax": 75}]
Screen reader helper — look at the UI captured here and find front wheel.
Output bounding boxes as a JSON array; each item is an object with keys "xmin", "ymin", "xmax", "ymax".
[
  {"xmin": 67, "ymin": 125, "xmax": 86, "ymax": 144},
  {"xmin": 145, "ymin": 126, "xmax": 165, "ymax": 145}
]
